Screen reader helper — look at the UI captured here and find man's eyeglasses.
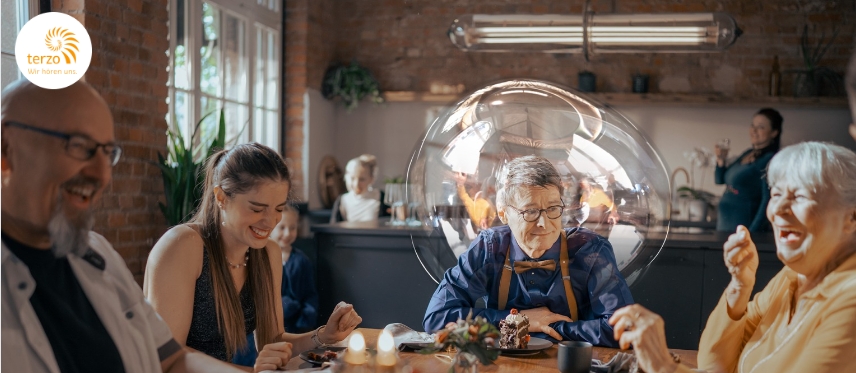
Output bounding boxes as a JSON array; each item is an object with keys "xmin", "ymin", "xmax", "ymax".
[
  {"xmin": 506, "ymin": 202, "xmax": 565, "ymax": 222},
  {"xmin": 4, "ymin": 121, "xmax": 122, "ymax": 166}
]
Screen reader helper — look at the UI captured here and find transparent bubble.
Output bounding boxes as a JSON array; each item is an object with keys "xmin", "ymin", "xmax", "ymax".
[{"xmin": 406, "ymin": 80, "xmax": 670, "ymax": 287}]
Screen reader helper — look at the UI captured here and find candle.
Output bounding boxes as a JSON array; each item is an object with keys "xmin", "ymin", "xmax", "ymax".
[
  {"xmin": 345, "ymin": 331, "xmax": 367, "ymax": 365},
  {"xmin": 376, "ymin": 330, "xmax": 398, "ymax": 367}
]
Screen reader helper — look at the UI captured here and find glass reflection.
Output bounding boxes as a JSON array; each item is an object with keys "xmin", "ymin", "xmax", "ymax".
[{"xmin": 406, "ymin": 79, "xmax": 670, "ymax": 286}]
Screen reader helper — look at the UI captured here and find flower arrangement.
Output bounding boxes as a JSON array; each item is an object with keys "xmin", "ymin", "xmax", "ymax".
[{"xmin": 422, "ymin": 312, "xmax": 499, "ymax": 372}]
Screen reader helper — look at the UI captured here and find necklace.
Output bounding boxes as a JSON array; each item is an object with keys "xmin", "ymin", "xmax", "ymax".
[{"xmin": 227, "ymin": 249, "xmax": 250, "ymax": 269}]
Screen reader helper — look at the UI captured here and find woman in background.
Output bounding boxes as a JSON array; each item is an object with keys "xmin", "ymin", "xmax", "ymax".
[{"xmin": 714, "ymin": 108, "xmax": 783, "ymax": 232}]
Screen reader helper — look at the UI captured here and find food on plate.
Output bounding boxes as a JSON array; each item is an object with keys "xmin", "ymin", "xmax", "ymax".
[
  {"xmin": 498, "ymin": 308, "xmax": 530, "ymax": 349},
  {"xmin": 307, "ymin": 350, "xmax": 339, "ymax": 363}
]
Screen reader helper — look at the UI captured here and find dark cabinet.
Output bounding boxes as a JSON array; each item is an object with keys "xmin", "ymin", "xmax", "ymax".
[
  {"xmin": 314, "ymin": 223, "xmax": 443, "ymax": 331},
  {"xmin": 630, "ymin": 248, "xmax": 705, "ymax": 350},
  {"xmin": 700, "ymin": 250, "xmax": 783, "ymax": 333}
]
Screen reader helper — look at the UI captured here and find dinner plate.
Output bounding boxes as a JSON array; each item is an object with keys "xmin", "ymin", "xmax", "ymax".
[
  {"xmin": 298, "ymin": 346, "xmax": 347, "ymax": 366},
  {"xmin": 399, "ymin": 342, "xmax": 435, "ymax": 351},
  {"xmin": 489, "ymin": 337, "xmax": 553, "ymax": 355}
]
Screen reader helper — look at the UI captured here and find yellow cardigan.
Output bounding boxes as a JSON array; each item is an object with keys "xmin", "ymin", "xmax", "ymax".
[
  {"xmin": 697, "ymin": 253, "xmax": 856, "ymax": 373},
  {"xmin": 456, "ymin": 185, "xmax": 496, "ymax": 226}
]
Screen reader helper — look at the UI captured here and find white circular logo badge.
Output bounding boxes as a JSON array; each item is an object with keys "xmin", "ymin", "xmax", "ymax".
[{"xmin": 15, "ymin": 12, "xmax": 92, "ymax": 89}]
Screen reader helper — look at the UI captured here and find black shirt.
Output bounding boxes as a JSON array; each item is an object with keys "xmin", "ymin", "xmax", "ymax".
[{"xmin": 2, "ymin": 232, "xmax": 126, "ymax": 373}]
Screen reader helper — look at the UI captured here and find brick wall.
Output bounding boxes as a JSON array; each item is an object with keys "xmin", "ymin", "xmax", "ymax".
[
  {"xmin": 297, "ymin": 0, "xmax": 854, "ymax": 96},
  {"xmin": 54, "ymin": 0, "xmax": 170, "ymax": 284},
  {"xmin": 285, "ymin": 0, "xmax": 307, "ymax": 201}
]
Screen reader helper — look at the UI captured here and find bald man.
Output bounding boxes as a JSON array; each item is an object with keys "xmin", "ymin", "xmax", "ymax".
[{"xmin": 1, "ymin": 79, "xmax": 241, "ymax": 373}]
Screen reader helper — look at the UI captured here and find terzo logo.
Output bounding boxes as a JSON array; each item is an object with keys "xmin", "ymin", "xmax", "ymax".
[
  {"xmin": 42, "ymin": 27, "xmax": 79, "ymax": 63},
  {"xmin": 15, "ymin": 12, "xmax": 92, "ymax": 89}
]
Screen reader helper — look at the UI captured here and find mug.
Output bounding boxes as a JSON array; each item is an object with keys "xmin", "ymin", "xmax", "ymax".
[{"xmin": 558, "ymin": 341, "xmax": 592, "ymax": 373}]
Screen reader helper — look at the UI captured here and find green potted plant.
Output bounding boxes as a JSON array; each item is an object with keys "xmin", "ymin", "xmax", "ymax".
[
  {"xmin": 157, "ymin": 110, "xmax": 226, "ymax": 226},
  {"xmin": 790, "ymin": 23, "xmax": 843, "ymax": 97},
  {"xmin": 322, "ymin": 61, "xmax": 384, "ymax": 111}
]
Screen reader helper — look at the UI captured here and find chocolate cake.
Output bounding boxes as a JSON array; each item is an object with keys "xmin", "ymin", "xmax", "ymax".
[{"xmin": 498, "ymin": 308, "xmax": 530, "ymax": 349}]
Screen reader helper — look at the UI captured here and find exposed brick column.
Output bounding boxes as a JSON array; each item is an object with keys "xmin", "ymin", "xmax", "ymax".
[
  {"xmin": 285, "ymin": 0, "xmax": 308, "ymax": 201},
  {"xmin": 54, "ymin": 0, "xmax": 170, "ymax": 285}
]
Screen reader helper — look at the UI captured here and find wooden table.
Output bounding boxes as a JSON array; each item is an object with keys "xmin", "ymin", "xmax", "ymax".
[{"xmin": 285, "ymin": 328, "xmax": 698, "ymax": 372}]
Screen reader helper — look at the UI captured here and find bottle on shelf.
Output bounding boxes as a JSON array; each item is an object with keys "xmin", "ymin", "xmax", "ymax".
[{"xmin": 769, "ymin": 55, "xmax": 781, "ymax": 97}]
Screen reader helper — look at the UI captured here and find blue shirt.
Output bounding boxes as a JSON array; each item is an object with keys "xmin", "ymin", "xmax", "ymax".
[
  {"xmin": 423, "ymin": 226, "xmax": 633, "ymax": 347},
  {"xmin": 281, "ymin": 248, "xmax": 319, "ymax": 333}
]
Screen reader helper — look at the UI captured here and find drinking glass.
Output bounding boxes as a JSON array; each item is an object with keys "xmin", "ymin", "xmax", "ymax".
[
  {"xmin": 384, "ymin": 183, "xmax": 406, "ymax": 226},
  {"xmin": 716, "ymin": 138, "xmax": 730, "ymax": 152}
]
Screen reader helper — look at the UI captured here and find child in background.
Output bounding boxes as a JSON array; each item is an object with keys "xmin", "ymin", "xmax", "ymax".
[
  {"xmin": 333, "ymin": 154, "xmax": 387, "ymax": 222},
  {"xmin": 273, "ymin": 205, "xmax": 319, "ymax": 333},
  {"xmin": 232, "ymin": 205, "xmax": 319, "ymax": 366}
]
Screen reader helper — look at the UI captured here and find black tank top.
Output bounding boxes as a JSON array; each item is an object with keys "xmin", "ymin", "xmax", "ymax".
[{"xmin": 186, "ymin": 248, "xmax": 256, "ymax": 361}]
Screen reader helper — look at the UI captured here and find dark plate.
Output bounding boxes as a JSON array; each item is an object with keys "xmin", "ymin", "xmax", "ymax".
[
  {"xmin": 489, "ymin": 337, "xmax": 553, "ymax": 355},
  {"xmin": 399, "ymin": 342, "xmax": 435, "ymax": 351},
  {"xmin": 298, "ymin": 347, "xmax": 347, "ymax": 366}
]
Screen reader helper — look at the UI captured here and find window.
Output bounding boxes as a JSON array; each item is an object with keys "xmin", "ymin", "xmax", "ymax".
[
  {"xmin": 1, "ymin": 0, "xmax": 38, "ymax": 90},
  {"xmin": 168, "ymin": 0, "xmax": 281, "ymax": 151}
]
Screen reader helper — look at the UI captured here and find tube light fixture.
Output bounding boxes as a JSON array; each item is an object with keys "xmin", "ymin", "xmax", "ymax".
[{"xmin": 448, "ymin": 12, "xmax": 740, "ymax": 54}]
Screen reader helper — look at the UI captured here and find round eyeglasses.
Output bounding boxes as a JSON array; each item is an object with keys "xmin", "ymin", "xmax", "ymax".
[
  {"xmin": 505, "ymin": 203, "xmax": 565, "ymax": 222},
  {"xmin": 4, "ymin": 121, "xmax": 123, "ymax": 166}
]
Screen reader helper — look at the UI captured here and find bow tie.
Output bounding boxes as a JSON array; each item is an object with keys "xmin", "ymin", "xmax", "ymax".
[{"xmin": 513, "ymin": 259, "xmax": 556, "ymax": 273}]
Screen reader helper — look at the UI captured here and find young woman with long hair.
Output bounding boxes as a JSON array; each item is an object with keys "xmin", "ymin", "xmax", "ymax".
[{"xmin": 144, "ymin": 143, "xmax": 362, "ymax": 372}]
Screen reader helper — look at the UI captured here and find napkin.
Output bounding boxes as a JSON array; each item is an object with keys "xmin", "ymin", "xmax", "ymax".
[
  {"xmin": 590, "ymin": 352, "xmax": 706, "ymax": 373},
  {"xmin": 590, "ymin": 351, "xmax": 638, "ymax": 373},
  {"xmin": 381, "ymin": 323, "xmax": 435, "ymax": 351}
]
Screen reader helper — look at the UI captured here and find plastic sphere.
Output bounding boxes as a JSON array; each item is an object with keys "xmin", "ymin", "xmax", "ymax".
[{"xmin": 406, "ymin": 79, "xmax": 670, "ymax": 287}]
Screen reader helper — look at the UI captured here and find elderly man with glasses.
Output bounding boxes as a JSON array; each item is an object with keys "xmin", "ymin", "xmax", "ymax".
[
  {"xmin": 423, "ymin": 155, "xmax": 634, "ymax": 347},
  {"xmin": 1, "ymin": 79, "xmax": 241, "ymax": 373}
]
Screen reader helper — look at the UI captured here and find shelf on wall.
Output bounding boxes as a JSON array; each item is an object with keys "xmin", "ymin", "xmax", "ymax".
[{"xmin": 382, "ymin": 91, "xmax": 848, "ymax": 108}]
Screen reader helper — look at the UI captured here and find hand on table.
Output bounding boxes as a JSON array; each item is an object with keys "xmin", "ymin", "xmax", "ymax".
[
  {"xmin": 609, "ymin": 304, "xmax": 677, "ymax": 373},
  {"xmin": 254, "ymin": 342, "xmax": 292, "ymax": 373},
  {"xmin": 319, "ymin": 302, "xmax": 363, "ymax": 344},
  {"xmin": 519, "ymin": 307, "xmax": 572, "ymax": 340}
]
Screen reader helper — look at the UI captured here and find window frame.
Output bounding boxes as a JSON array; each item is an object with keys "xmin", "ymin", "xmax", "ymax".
[
  {"xmin": 1, "ymin": 0, "xmax": 40, "ymax": 88},
  {"xmin": 167, "ymin": 0, "xmax": 281, "ymax": 151}
]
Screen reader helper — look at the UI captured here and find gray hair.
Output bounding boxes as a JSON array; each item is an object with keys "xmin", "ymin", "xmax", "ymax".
[
  {"xmin": 495, "ymin": 155, "xmax": 564, "ymax": 208},
  {"xmin": 767, "ymin": 142, "xmax": 856, "ymax": 208}
]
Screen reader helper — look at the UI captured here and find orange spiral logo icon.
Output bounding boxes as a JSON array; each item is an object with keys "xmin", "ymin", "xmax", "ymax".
[{"xmin": 44, "ymin": 27, "xmax": 79, "ymax": 64}]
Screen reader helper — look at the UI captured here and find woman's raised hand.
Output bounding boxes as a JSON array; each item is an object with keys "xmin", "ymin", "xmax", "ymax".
[
  {"xmin": 723, "ymin": 225, "xmax": 759, "ymax": 288},
  {"xmin": 722, "ymin": 225, "xmax": 759, "ymax": 318},
  {"xmin": 608, "ymin": 305, "xmax": 677, "ymax": 373},
  {"xmin": 254, "ymin": 342, "xmax": 292, "ymax": 373},
  {"xmin": 319, "ymin": 302, "xmax": 363, "ymax": 344}
]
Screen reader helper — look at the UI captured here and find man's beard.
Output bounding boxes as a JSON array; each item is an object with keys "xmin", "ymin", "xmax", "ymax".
[{"xmin": 48, "ymin": 179, "xmax": 98, "ymax": 257}]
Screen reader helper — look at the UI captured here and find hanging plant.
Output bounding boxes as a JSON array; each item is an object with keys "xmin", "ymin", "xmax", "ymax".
[
  {"xmin": 788, "ymin": 23, "xmax": 844, "ymax": 97},
  {"xmin": 322, "ymin": 62, "xmax": 384, "ymax": 111}
]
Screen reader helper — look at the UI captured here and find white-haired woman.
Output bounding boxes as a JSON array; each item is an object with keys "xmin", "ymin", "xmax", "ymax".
[{"xmin": 610, "ymin": 142, "xmax": 856, "ymax": 373}]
